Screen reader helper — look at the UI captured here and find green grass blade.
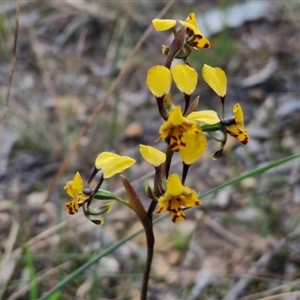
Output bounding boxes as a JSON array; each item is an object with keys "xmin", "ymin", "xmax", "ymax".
[
  {"xmin": 201, "ymin": 153, "xmax": 300, "ymax": 198},
  {"xmin": 39, "ymin": 152, "xmax": 300, "ymax": 299},
  {"xmin": 24, "ymin": 246, "xmax": 38, "ymax": 300}
]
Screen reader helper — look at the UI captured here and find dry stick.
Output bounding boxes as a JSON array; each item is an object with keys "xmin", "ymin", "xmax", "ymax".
[
  {"xmin": 204, "ymin": 215, "xmax": 250, "ymax": 249},
  {"xmin": 0, "ymin": 220, "xmax": 20, "ymax": 299},
  {"xmin": 258, "ymin": 291, "xmax": 300, "ymax": 300},
  {"xmin": 0, "ymin": 0, "xmax": 20, "ymax": 156},
  {"xmin": 28, "ymin": 0, "xmax": 174, "ymax": 233},
  {"xmin": 241, "ymin": 278, "xmax": 300, "ymax": 300}
]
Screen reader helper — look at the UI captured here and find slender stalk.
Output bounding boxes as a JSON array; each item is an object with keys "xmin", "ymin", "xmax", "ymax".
[
  {"xmin": 164, "ymin": 147, "xmax": 174, "ymax": 178},
  {"xmin": 140, "ymin": 225, "xmax": 154, "ymax": 300},
  {"xmin": 181, "ymin": 163, "xmax": 190, "ymax": 185}
]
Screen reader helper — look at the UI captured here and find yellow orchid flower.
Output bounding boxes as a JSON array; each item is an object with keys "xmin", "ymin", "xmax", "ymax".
[
  {"xmin": 224, "ymin": 103, "xmax": 250, "ymax": 145},
  {"xmin": 179, "ymin": 13, "xmax": 210, "ymax": 49},
  {"xmin": 95, "ymin": 152, "xmax": 136, "ymax": 178},
  {"xmin": 64, "ymin": 172, "xmax": 90, "ymax": 215},
  {"xmin": 155, "ymin": 173, "xmax": 202, "ymax": 222},
  {"xmin": 139, "ymin": 145, "xmax": 166, "ymax": 167},
  {"xmin": 202, "ymin": 64, "xmax": 227, "ymax": 97},
  {"xmin": 152, "ymin": 12, "xmax": 210, "ymax": 50},
  {"xmin": 158, "ymin": 106, "xmax": 219, "ymax": 165},
  {"xmin": 146, "ymin": 64, "xmax": 198, "ymax": 97}
]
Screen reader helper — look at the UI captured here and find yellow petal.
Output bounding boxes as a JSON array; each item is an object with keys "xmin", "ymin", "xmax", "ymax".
[
  {"xmin": 146, "ymin": 65, "xmax": 172, "ymax": 97},
  {"xmin": 188, "ymin": 110, "xmax": 220, "ymax": 124},
  {"xmin": 193, "ymin": 36, "xmax": 210, "ymax": 49},
  {"xmin": 233, "ymin": 103, "xmax": 244, "ymax": 128},
  {"xmin": 168, "ymin": 106, "xmax": 187, "ymax": 126},
  {"xmin": 152, "ymin": 19, "xmax": 177, "ymax": 31},
  {"xmin": 166, "ymin": 174, "xmax": 184, "ymax": 195},
  {"xmin": 179, "ymin": 20, "xmax": 202, "ymax": 36},
  {"xmin": 226, "ymin": 126, "xmax": 250, "ymax": 145},
  {"xmin": 185, "ymin": 12, "xmax": 198, "ymax": 28},
  {"xmin": 95, "ymin": 152, "xmax": 120, "ymax": 169},
  {"xmin": 64, "ymin": 180, "xmax": 74, "ymax": 198},
  {"xmin": 202, "ymin": 64, "xmax": 227, "ymax": 97},
  {"xmin": 72, "ymin": 172, "xmax": 84, "ymax": 193},
  {"xmin": 103, "ymin": 156, "xmax": 135, "ymax": 178},
  {"xmin": 139, "ymin": 145, "xmax": 166, "ymax": 167},
  {"xmin": 179, "ymin": 129, "xmax": 207, "ymax": 164},
  {"xmin": 171, "ymin": 64, "xmax": 198, "ymax": 95},
  {"xmin": 182, "ymin": 190, "xmax": 202, "ymax": 207},
  {"xmin": 155, "ymin": 197, "xmax": 168, "ymax": 214}
]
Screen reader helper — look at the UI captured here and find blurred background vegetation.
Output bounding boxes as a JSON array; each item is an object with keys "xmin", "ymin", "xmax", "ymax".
[{"xmin": 1, "ymin": 0, "xmax": 300, "ymax": 299}]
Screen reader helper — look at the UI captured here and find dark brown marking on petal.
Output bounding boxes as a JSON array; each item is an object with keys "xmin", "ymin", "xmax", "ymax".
[
  {"xmin": 65, "ymin": 203, "xmax": 76, "ymax": 215},
  {"xmin": 204, "ymin": 43, "xmax": 210, "ymax": 48},
  {"xmin": 195, "ymin": 201, "xmax": 201, "ymax": 205},
  {"xmin": 189, "ymin": 42, "xmax": 198, "ymax": 48},
  {"xmin": 155, "ymin": 207, "xmax": 164, "ymax": 214},
  {"xmin": 227, "ymin": 131, "xmax": 238, "ymax": 139},
  {"xmin": 242, "ymin": 136, "xmax": 249, "ymax": 145},
  {"xmin": 180, "ymin": 141, "xmax": 186, "ymax": 147},
  {"xmin": 170, "ymin": 142, "xmax": 179, "ymax": 151},
  {"xmin": 195, "ymin": 34, "xmax": 203, "ymax": 39}
]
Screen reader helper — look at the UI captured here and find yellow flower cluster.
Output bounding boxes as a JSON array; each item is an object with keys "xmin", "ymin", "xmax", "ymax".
[{"xmin": 64, "ymin": 12, "xmax": 250, "ymax": 224}]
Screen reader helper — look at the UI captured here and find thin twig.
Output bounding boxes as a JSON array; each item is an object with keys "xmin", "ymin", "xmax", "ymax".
[
  {"xmin": 204, "ymin": 215, "xmax": 250, "ymax": 249},
  {"xmin": 0, "ymin": 0, "xmax": 20, "ymax": 156},
  {"xmin": 241, "ymin": 278, "xmax": 300, "ymax": 300},
  {"xmin": 0, "ymin": 220, "xmax": 19, "ymax": 299},
  {"xmin": 257, "ymin": 291, "xmax": 300, "ymax": 300},
  {"xmin": 141, "ymin": 231, "xmax": 154, "ymax": 300}
]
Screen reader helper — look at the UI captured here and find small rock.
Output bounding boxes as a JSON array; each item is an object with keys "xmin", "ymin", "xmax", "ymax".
[
  {"xmin": 234, "ymin": 207, "xmax": 262, "ymax": 222},
  {"xmin": 241, "ymin": 178, "xmax": 256, "ymax": 189},
  {"xmin": 96, "ymin": 256, "xmax": 120, "ymax": 276}
]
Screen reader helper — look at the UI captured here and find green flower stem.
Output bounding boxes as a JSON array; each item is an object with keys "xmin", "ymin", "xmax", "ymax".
[
  {"xmin": 201, "ymin": 123, "xmax": 223, "ymax": 132},
  {"xmin": 93, "ymin": 192, "xmax": 129, "ymax": 207},
  {"xmin": 174, "ymin": 44, "xmax": 191, "ymax": 59}
]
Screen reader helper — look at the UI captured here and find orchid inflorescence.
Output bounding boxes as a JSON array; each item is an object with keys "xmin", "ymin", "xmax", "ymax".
[{"xmin": 64, "ymin": 12, "xmax": 250, "ymax": 225}]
